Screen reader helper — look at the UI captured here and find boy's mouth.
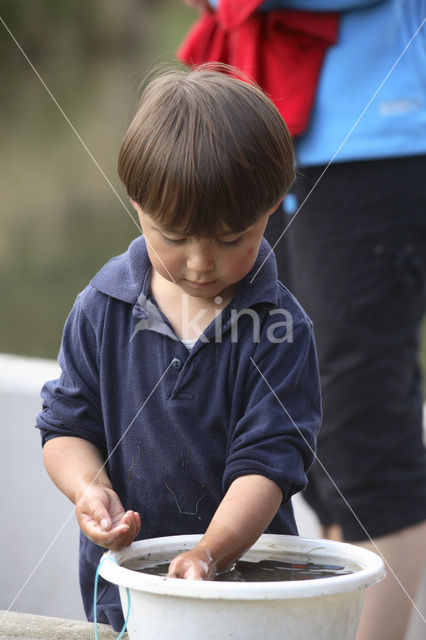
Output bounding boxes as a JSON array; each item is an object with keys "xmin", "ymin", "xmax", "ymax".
[{"xmin": 185, "ymin": 279, "xmax": 218, "ymax": 288}]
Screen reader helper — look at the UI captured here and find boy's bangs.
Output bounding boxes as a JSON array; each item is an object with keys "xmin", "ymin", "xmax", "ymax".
[
  {"xmin": 142, "ymin": 154, "xmax": 268, "ymax": 238},
  {"xmin": 135, "ymin": 110, "xmax": 289, "ymax": 237},
  {"xmin": 118, "ymin": 68, "xmax": 295, "ymax": 236},
  {"xmin": 148, "ymin": 199, "xmax": 246, "ymax": 239}
]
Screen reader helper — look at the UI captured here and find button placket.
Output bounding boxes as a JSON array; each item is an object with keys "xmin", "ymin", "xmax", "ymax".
[
  {"xmin": 169, "ymin": 348, "xmax": 201, "ymax": 398},
  {"xmin": 169, "ymin": 354, "xmax": 187, "ymax": 398},
  {"xmin": 171, "ymin": 357, "xmax": 183, "ymax": 370}
]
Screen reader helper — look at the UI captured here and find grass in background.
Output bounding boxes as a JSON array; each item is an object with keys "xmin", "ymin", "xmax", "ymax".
[{"xmin": 0, "ymin": 0, "xmax": 195, "ymax": 358}]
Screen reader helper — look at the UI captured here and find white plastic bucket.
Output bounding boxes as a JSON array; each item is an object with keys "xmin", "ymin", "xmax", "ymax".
[{"xmin": 99, "ymin": 533, "xmax": 385, "ymax": 640}]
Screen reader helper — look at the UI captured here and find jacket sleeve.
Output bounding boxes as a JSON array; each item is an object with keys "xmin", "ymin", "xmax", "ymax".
[
  {"xmin": 223, "ymin": 319, "xmax": 321, "ymax": 501},
  {"xmin": 35, "ymin": 291, "xmax": 106, "ymax": 454}
]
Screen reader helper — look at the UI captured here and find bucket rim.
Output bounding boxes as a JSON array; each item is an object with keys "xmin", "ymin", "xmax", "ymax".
[{"xmin": 99, "ymin": 533, "xmax": 386, "ymax": 600}]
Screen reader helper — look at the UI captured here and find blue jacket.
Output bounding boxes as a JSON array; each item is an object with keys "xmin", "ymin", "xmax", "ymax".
[
  {"xmin": 36, "ymin": 236, "xmax": 321, "ymax": 629},
  {"xmin": 209, "ymin": 0, "xmax": 426, "ymax": 164}
]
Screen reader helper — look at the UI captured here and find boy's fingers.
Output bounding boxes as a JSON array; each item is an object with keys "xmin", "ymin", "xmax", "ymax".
[
  {"xmin": 89, "ymin": 513, "xmax": 141, "ymax": 549},
  {"xmin": 91, "ymin": 506, "xmax": 113, "ymax": 531},
  {"xmin": 184, "ymin": 565, "xmax": 203, "ymax": 580},
  {"xmin": 121, "ymin": 510, "xmax": 133, "ymax": 525},
  {"xmin": 168, "ymin": 549, "xmax": 213, "ymax": 580},
  {"xmin": 107, "ymin": 524, "xmax": 136, "ymax": 550},
  {"xmin": 86, "ymin": 521, "xmax": 131, "ymax": 548},
  {"xmin": 79, "ymin": 507, "xmax": 141, "ymax": 549},
  {"xmin": 122, "ymin": 510, "xmax": 141, "ymax": 535},
  {"xmin": 168, "ymin": 557, "xmax": 189, "ymax": 579}
]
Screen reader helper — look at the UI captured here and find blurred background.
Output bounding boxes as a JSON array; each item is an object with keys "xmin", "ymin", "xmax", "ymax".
[{"xmin": 0, "ymin": 0, "xmax": 194, "ymax": 360}]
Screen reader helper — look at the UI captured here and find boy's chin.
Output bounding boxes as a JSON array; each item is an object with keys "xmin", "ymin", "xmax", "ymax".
[
  {"xmin": 181, "ymin": 286, "xmax": 220, "ymax": 299},
  {"xmin": 180, "ymin": 281, "xmax": 223, "ymax": 298}
]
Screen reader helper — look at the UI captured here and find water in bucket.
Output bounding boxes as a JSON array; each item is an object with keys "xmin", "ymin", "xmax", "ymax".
[{"xmin": 123, "ymin": 552, "xmax": 353, "ymax": 582}]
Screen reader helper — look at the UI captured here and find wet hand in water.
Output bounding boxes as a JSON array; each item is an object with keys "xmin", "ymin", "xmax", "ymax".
[
  {"xmin": 168, "ymin": 546, "xmax": 216, "ymax": 580},
  {"xmin": 75, "ymin": 485, "xmax": 140, "ymax": 550}
]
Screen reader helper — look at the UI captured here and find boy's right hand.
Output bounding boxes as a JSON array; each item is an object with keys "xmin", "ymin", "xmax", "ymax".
[{"xmin": 75, "ymin": 485, "xmax": 140, "ymax": 550}]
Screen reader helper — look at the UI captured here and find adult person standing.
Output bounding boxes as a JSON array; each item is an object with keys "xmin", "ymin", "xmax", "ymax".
[{"xmin": 178, "ymin": 2, "xmax": 426, "ymax": 639}]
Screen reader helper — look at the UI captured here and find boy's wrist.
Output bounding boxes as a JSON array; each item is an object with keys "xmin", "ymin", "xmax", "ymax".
[
  {"xmin": 195, "ymin": 524, "xmax": 241, "ymax": 573},
  {"xmin": 193, "ymin": 541, "xmax": 215, "ymax": 566},
  {"xmin": 73, "ymin": 476, "xmax": 113, "ymax": 505}
]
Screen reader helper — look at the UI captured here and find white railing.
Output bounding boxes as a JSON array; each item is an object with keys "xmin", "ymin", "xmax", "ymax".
[{"xmin": 0, "ymin": 353, "xmax": 83, "ymax": 620}]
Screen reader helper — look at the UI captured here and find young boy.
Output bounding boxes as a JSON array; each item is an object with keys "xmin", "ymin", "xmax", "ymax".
[{"xmin": 36, "ymin": 68, "xmax": 321, "ymax": 631}]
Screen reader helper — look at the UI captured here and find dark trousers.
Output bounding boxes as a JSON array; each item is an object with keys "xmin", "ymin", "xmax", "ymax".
[{"xmin": 271, "ymin": 155, "xmax": 426, "ymax": 541}]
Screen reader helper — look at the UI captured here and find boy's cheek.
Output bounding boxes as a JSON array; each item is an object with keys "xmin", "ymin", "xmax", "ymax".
[
  {"xmin": 227, "ymin": 248, "xmax": 258, "ymax": 278},
  {"xmin": 149, "ymin": 252, "xmax": 179, "ymax": 280},
  {"xmin": 246, "ymin": 245, "xmax": 258, "ymax": 262}
]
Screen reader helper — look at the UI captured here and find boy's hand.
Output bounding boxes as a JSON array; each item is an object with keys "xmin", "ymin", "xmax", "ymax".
[
  {"xmin": 75, "ymin": 485, "xmax": 140, "ymax": 550},
  {"xmin": 168, "ymin": 545, "xmax": 215, "ymax": 580},
  {"xmin": 42, "ymin": 437, "xmax": 140, "ymax": 549},
  {"xmin": 168, "ymin": 475, "xmax": 283, "ymax": 581}
]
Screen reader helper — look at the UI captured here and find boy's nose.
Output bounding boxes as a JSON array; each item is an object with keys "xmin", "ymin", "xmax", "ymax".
[{"xmin": 186, "ymin": 250, "xmax": 215, "ymax": 273}]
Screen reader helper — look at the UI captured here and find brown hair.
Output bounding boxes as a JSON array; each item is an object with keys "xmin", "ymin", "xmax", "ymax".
[{"xmin": 118, "ymin": 66, "xmax": 295, "ymax": 237}]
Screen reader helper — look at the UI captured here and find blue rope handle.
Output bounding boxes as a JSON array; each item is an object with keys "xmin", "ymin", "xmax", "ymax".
[{"xmin": 94, "ymin": 556, "xmax": 131, "ymax": 640}]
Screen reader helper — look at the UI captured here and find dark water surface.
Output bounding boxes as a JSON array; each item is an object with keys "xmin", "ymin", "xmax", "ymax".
[{"xmin": 125, "ymin": 555, "xmax": 353, "ymax": 582}]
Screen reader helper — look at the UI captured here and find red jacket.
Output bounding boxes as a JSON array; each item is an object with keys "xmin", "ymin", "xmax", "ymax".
[{"xmin": 177, "ymin": 0, "xmax": 338, "ymax": 137}]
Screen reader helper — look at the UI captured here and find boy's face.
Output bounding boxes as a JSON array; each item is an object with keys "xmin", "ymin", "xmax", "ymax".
[{"xmin": 132, "ymin": 202, "xmax": 275, "ymax": 301}]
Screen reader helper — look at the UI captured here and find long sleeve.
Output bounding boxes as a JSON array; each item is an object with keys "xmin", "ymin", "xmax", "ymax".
[{"xmin": 36, "ymin": 290, "xmax": 106, "ymax": 454}]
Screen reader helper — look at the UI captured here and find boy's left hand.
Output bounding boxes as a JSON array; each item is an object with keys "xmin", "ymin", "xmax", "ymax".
[
  {"xmin": 168, "ymin": 545, "xmax": 216, "ymax": 580},
  {"xmin": 167, "ymin": 475, "xmax": 283, "ymax": 581}
]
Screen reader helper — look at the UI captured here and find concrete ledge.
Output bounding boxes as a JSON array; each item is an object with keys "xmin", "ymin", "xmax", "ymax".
[{"xmin": 0, "ymin": 610, "xmax": 126, "ymax": 640}]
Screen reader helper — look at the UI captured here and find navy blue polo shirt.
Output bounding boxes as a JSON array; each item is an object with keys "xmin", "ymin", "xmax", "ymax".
[{"xmin": 36, "ymin": 236, "xmax": 321, "ymax": 630}]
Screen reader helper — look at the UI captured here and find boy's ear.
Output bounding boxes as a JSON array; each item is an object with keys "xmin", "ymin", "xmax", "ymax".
[
  {"xmin": 268, "ymin": 198, "xmax": 284, "ymax": 216},
  {"xmin": 131, "ymin": 199, "xmax": 143, "ymax": 215}
]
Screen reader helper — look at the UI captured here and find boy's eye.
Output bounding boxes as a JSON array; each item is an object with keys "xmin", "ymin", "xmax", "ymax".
[
  {"xmin": 162, "ymin": 235, "xmax": 186, "ymax": 245},
  {"xmin": 161, "ymin": 234, "xmax": 242, "ymax": 247},
  {"xmin": 218, "ymin": 238, "xmax": 242, "ymax": 247}
]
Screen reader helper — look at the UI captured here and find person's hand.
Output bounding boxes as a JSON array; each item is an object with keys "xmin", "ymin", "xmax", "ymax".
[
  {"xmin": 168, "ymin": 544, "xmax": 216, "ymax": 580},
  {"xmin": 167, "ymin": 476, "xmax": 283, "ymax": 580},
  {"xmin": 181, "ymin": 0, "xmax": 210, "ymax": 12},
  {"xmin": 75, "ymin": 484, "xmax": 140, "ymax": 550}
]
